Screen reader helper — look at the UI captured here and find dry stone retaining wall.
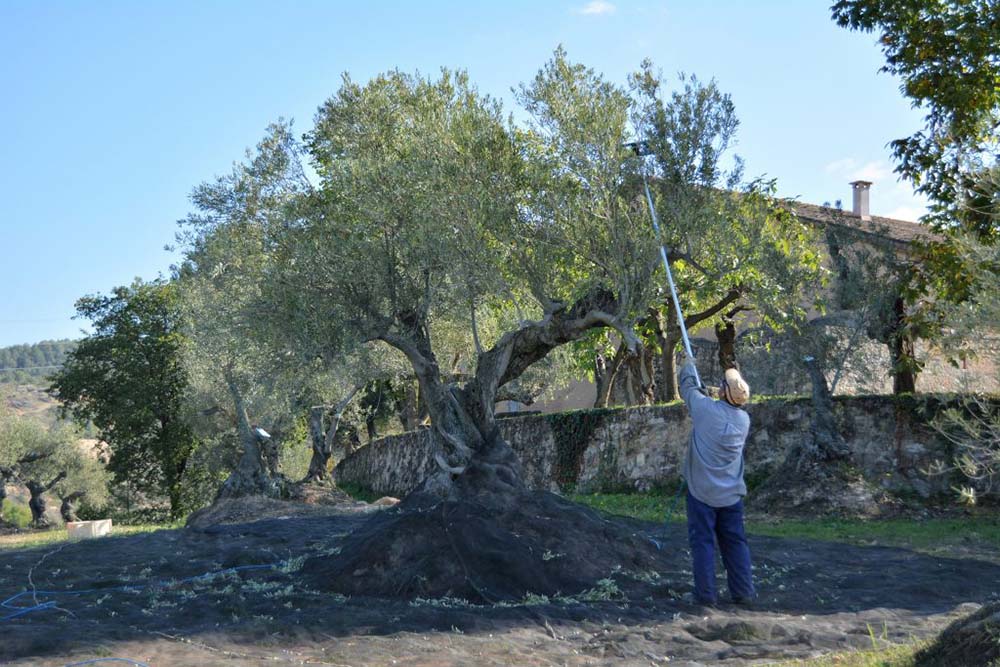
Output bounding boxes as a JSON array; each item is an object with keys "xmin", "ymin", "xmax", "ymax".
[{"xmin": 335, "ymin": 396, "xmax": 959, "ymax": 501}]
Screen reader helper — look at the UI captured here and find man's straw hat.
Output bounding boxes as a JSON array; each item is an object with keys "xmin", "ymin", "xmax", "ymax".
[{"xmin": 723, "ymin": 368, "xmax": 750, "ymax": 406}]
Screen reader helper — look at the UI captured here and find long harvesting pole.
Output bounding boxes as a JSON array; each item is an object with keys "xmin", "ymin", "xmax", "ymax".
[{"xmin": 640, "ymin": 172, "xmax": 702, "ymax": 388}]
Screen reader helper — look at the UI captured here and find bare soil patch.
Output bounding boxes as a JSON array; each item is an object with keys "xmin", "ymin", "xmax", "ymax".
[{"xmin": 1, "ymin": 495, "xmax": 998, "ymax": 666}]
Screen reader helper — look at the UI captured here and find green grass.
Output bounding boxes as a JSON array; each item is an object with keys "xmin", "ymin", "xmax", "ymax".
[
  {"xmin": 571, "ymin": 492, "xmax": 1000, "ymax": 559},
  {"xmin": 767, "ymin": 641, "xmax": 924, "ymax": 666},
  {"xmin": 337, "ymin": 482, "xmax": 383, "ymax": 503},
  {"xmin": 571, "ymin": 490, "xmax": 683, "ymax": 523},
  {"xmin": 0, "ymin": 521, "xmax": 184, "ymax": 551}
]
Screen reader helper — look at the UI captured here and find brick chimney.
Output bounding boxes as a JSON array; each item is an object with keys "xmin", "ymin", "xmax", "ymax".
[{"xmin": 850, "ymin": 180, "xmax": 872, "ymax": 220}]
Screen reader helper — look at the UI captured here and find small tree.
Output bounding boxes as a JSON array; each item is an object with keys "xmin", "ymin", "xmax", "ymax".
[
  {"xmin": 176, "ymin": 122, "xmax": 316, "ymax": 500},
  {"xmin": 0, "ymin": 402, "xmax": 51, "ymax": 525},
  {"xmin": 3, "ymin": 422, "xmax": 97, "ymax": 528},
  {"xmin": 49, "ymin": 280, "xmax": 195, "ymax": 518},
  {"xmin": 53, "ymin": 441, "xmax": 110, "ymax": 522}
]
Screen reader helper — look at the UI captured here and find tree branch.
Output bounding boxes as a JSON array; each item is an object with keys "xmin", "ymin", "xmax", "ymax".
[
  {"xmin": 683, "ymin": 287, "xmax": 744, "ymax": 329},
  {"xmin": 44, "ymin": 471, "xmax": 67, "ymax": 493},
  {"xmin": 16, "ymin": 451, "xmax": 51, "ymax": 466},
  {"xmin": 471, "ymin": 286, "xmax": 626, "ymax": 409}
]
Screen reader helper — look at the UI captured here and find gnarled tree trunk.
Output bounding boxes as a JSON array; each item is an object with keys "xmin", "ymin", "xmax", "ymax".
[
  {"xmin": 216, "ymin": 370, "xmax": 286, "ymax": 500},
  {"xmin": 303, "ymin": 386, "xmax": 362, "ymax": 483},
  {"xmin": 59, "ymin": 491, "xmax": 87, "ymax": 523},
  {"xmin": 890, "ymin": 296, "xmax": 917, "ymax": 394},
  {"xmin": 27, "ymin": 472, "xmax": 66, "ymax": 527},
  {"xmin": 303, "ymin": 291, "xmax": 669, "ymax": 602},
  {"xmin": 654, "ymin": 306, "xmax": 683, "ymax": 402},
  {"xmin": 396, "ymin": 381, "xmax": 420, "ymax": 431},
  {"xmin": 1, "ymin": 452, "xmax": 51, "ymax": 527},
  {"xmin": 594, "ymin": 342, "xmax": 628, "ymax": 408},
  {"xmin": 715, "ymin": 318, "xmax": 738, "ymax": 371},
  {"xmin": 754, "ymin": 357, "xmax": 879, "ymax": 516},
  {"xmin": 610, "ymin": 343, "xmax": 655, "ymax": 406}
]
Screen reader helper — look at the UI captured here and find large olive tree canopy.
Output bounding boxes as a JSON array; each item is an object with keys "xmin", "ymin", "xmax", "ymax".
[{"xmin": 283, "ymin": 54, "xmax": 660, "ymax": 500}]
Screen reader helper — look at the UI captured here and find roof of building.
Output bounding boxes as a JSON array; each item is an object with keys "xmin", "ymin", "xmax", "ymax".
[{"xmin": 789, "ymin": 201, "xmax": 939, "ymax": 244}]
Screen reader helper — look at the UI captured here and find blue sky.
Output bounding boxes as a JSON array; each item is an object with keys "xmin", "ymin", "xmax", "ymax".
[{"xmin": 0, "ymin": 1, "xmax": 925, "ymax": 348}]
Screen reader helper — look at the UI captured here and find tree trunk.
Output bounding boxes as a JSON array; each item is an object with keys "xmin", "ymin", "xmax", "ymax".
[
  {"xmin": 654, "ymin": 306, "xmax": 682, "ymax": 402},
  {"xmin": 27, "ymin": 472, "xmax": 66, "ymax": 527},
  {"xmin": 159, "ymin": 415, "xmax": 190, "ymax": 520},
  {"xmin": 216, "ymin": 371, "xmax": 285, "ymax": 500},
  {"xmin": 59, "ymin": 491, "xmax": 87, "ymax": 523},
  {"xmin": 890, "ymin": 296, "xmax": 917, "ymax": 394},
  {"xmin": 715, "ymin": 319, "xmax": 738, "ymax": 371},
  {"xmin": 339, "ymin": 423, "xmax": 361, "ymax": 457},
  {"xmin": 303, "ymin": 387, "xmax": 362, "ymax": 483},
  {"xmin": 611, "ymin": 343, "xmax": 655, "ymax": 406},
  {"xmin": 397, "ymin": 382, "xmax": 420, "ymax": 431},
  {"xmin": 802, "ymin": 358, "xmax": 851, "ymax": 463},
  {"xmin": 594, "ymin": 340, "xmax": 628, "ymax": 407},
  {"xmin": 168, "ymin": 454, "xmax": 188, "ymax": 520},
  {"xmin": 305, "ymin": 406, "xmax": 329, "ymax": 482},
  {"xmin": 0, "ymin": 467, "xmax": 12, "ymax": 521}
]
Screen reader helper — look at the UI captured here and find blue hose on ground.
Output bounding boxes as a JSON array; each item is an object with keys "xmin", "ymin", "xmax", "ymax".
[
  {"xmin": 648, "ymin": 480, "xmax": 686, "ymax": 550},
  {"xmin": 1, "ymin": 563, "xmax": 276, "ymax": 622}
]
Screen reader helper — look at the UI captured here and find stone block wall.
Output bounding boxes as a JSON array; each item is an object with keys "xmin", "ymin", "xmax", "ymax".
[{"xmin": 335, "ymin": 396, "xmax": 962, "ymax": 501}]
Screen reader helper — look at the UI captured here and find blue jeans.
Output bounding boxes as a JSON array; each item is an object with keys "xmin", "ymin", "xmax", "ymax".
[{"xmin": 686, "ymin": 490, "xmax": 755, "ymax": 603}]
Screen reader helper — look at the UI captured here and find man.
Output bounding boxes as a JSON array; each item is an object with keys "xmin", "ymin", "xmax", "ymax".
[{"xmin": 679, "ymin": 355, "xmax": 755, "ymax": 606}]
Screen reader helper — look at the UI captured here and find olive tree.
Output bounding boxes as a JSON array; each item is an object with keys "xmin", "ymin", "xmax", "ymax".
[
  {"xmin": 292, "ymin": 59, "xmax": 656, "ymax": 505},
  {"xmin": 51, "ymin": 437, "xmax": 110, "ymax": 522},
  {"xmin": 176, "ymin": 122, "xmax": 317, "ymax": 500},
  {"xmin": 277, "ymin": 52, "xmax": 800, "ymax": 600},
  {"xmin": 0, "ymin": 409, "xmax": 107, "ymax": 528}
]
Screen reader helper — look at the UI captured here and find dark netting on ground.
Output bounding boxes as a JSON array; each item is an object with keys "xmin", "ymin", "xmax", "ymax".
[{"xmin": 301, "ymin": 490, "xmax": 671, "ymax": 602}]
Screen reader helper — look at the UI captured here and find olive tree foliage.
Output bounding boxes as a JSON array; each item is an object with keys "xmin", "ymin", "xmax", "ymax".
[
  {"xmin": 175, "ymin": 122, "xmax": 318, "ymax": 499},
  {"xmin": 587, "ymin": 64, "xmax": 824, "ymax": 405},
  {"xmin": 278, "ymin": 55, "xmax": 661, "ymax": 503},
  {"xmin": 0, "ymin": 405, "xmax": 108, "ymax": 527},
  {"xmin": 928, "ymin": 180, "xmax": 1000, "ymax": 504},
  {"xmin": 175, "ymin": 122, "xmax": 407, "ymax": 497}
]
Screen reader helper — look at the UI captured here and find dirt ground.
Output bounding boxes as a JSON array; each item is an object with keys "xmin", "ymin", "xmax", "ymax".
[{"xmin": 1, "ymin": 497, "xmax": 998, "ymax": 667}]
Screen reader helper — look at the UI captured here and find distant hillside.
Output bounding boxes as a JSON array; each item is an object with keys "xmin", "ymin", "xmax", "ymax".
[
  {"xmin": 0, "ymin": 339, "xmax": 77, "ymax": 385},
  {"xmin": 2, "ymin": 383, "xmax": 61, "ymax": 423}
]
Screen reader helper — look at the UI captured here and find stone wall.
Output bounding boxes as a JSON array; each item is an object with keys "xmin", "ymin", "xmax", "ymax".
[{"xmin": 335, "ymin": 396, "xmax": 961, "ymax": 502}]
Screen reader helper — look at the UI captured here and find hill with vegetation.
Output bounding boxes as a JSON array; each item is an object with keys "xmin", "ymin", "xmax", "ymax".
[
  {"xmin": 0, "ymin": 339, "xmax": 76, "ymax": 385},
  {"xmin": 0, "ymin": 340, "xmax": 76, "ymax": 426}
]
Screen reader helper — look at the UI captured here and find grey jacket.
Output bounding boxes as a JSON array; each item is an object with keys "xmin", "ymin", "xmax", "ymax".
[{"xmin": 679, "ymin": 361, "xmax": 749, "ymax": 507}]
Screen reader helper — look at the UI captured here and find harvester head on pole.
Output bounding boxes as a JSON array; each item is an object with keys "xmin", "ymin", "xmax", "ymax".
[{"xmin": 624, "ymin": 140, "xmax": 653, "ymax": 157}]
